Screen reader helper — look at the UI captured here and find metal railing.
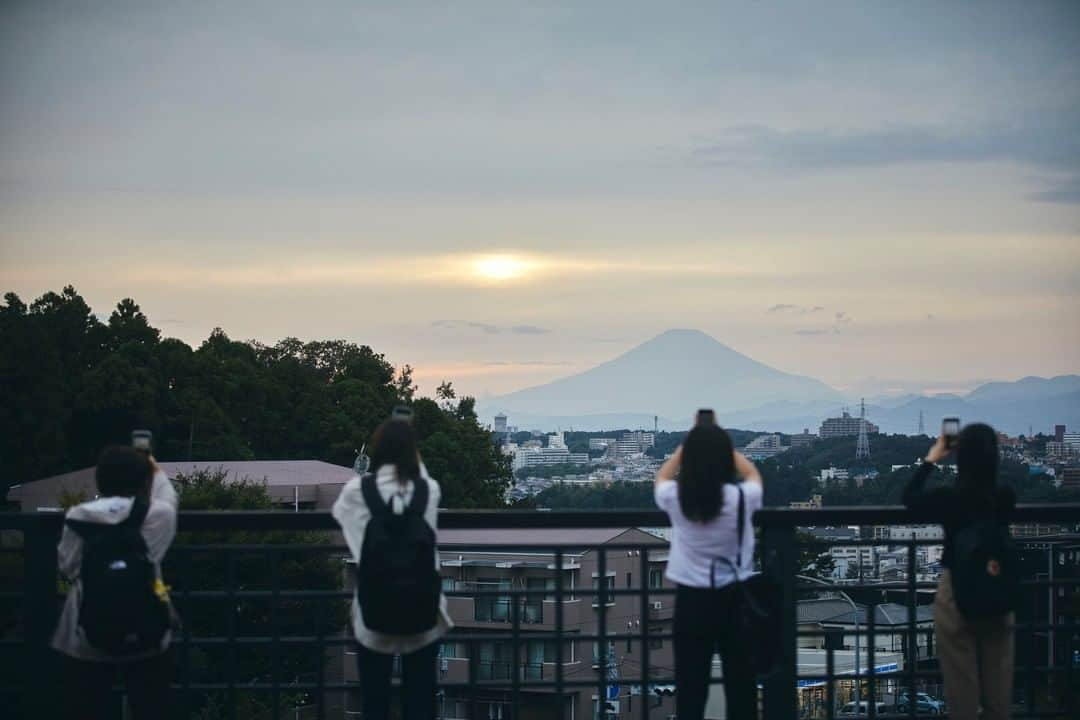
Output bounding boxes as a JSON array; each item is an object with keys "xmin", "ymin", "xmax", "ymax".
[{"xmin": 1, "ymin": 505, "xmax": 1078, "ymax": 719}]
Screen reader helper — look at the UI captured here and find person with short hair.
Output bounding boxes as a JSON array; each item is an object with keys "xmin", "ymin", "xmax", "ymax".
[
  {"xmin": 53, "ymin": 444, "xmax": 179, "ymax": 720},
  {"xmin": 654, "ymin": 421, "xmax": 764, "ymax": 720}
]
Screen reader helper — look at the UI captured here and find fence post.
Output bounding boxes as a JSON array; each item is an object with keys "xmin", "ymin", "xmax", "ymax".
[
  {"xmin": 23, "ymin": 515, "xmax": 61, "ymax": 719},
  {"xmin": 762, "ymin": 523, "xmax": 798, "ymax": 720}
]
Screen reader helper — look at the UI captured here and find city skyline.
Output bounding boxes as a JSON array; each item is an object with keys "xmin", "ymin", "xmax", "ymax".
[{"xmin": 2, "ymin": 2, "xmax": 1079, "ymax": 399}]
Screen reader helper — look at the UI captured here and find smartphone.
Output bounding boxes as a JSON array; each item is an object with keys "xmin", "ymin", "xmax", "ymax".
[
  {"xmin": 941, "ymin": 417, "xmax": 960, "ymax": 449},
  {"xmin": 391, "ymin": 405, "xmax": 414, "ymax": 423},
  {"xmin": 696, "ymin": 409, "xmax": 716, "ymax": 427},
  {"xmin": 132, "ymin": 429, "xmax": 153, "ymax": 454}
]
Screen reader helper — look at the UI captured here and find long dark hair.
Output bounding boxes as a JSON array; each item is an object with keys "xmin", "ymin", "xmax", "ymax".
[
  {"xmin": 678, "ymin": 424, "xmax": 736, "ymax": 523},
  {"xmin": 955, "ymin": 423, "xmax": 999, "ymax": 505},
  {"xmin": 368, "ymin": 419, "xmax": 421, "ymax": 485}
]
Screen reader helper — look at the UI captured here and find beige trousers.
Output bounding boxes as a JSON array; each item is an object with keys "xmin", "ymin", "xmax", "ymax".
[{"xmin": 934, "ymin": 569, "xmax": 1016, "ymax": 720}]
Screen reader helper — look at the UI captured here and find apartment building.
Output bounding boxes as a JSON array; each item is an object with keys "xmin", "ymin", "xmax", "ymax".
[
  {"xmin": 434, "ymin": 527, "xmax": 677, "ymax": 720},
  {"xmin": 819, "ymin": 412, "xmax": 879, "ymax": 439}
]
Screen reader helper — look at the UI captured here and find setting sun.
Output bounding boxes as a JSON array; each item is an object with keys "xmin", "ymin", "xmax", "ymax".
[{"xmin": 472, "ymin": 255, "xmax": 532, "ymax": 282}]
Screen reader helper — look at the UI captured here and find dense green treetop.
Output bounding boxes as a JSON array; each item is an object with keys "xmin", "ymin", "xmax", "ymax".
[{"xmin": 0, "ymin": 287, "xmax": 510, "ymax": 507}]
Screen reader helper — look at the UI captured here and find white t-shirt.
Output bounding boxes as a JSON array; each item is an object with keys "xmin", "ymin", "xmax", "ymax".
[{"xmin": 654, "ymin": 480, "xmax": 763, "ymax": 589}]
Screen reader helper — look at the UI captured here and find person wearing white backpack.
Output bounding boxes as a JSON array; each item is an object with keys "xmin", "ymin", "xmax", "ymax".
[{"xmin": 654, "ymin": 412, "xmax": 763, "ymax": 720}]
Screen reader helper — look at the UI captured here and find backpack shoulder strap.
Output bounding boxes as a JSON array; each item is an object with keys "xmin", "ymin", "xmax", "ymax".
[
  {"xmin": 735, "ymin": 483, "xmax": 746, "ymax": 570},
  {"xmin": 65, "ymin": 497, "xmax": 149, "ymax": 539},
  {"xmin": 407, "ymin": 476, "xmax": 429, "ymax": 516},
  {"xmin": 360, "ymin": 473, "xmax": 388, "ymax": 519}
]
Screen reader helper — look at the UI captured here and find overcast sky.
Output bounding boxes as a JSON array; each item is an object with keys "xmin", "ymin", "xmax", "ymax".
[{"xmin": 2, "ymin": 1, "xmax": 1078, "ymax": 399}]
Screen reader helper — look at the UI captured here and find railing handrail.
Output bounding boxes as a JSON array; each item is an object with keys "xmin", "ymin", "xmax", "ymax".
[{"xmin": 2, "ymin": 503, "xmax": 1078, "ymax": 531}]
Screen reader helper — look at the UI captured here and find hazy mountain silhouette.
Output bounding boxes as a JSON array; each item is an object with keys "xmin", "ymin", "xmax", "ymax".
[
  {"xmin": 483, "ymin": 329, "xmax": 840, "ymax": 427},
  {"xmin": 480, "ymin": 330, "xmax": 1079, "ymax": 435}
]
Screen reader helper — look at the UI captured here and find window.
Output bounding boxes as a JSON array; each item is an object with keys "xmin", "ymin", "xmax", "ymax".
[
  {"xmin": 477, "ymin": 642, "xmax": 512, "ymax": 680},
  {"xmin": 648, "ymin": 568, "xmax": 663, "ymax": 589},
  {"xmin": 626, "ymin": 571, "xmax": 632, "ymax": 588},
  {"xmin": 592, "ymin": 640, "xmax": 615, "ymax": 666},
  {"xmin": 592, "ymin": 576, "xmax": 615, "ymax": 606},
  {"xmin": 441, "ymin": 576, "xmax": 456, "ymax": 592},
  {"xmin": 441, "ymin": 641, "xmax": 463, "ymax": 659},
  {"xmin": 475, "ymin": 578, "xmax": 511, "ymax": 622},
  {"xmin": 649, "ymin": 625, "xmax": 663, "ymax": 650},
  {"xmin": 522, "ymin": 578, "xmax": 545, "ymax": 623}
]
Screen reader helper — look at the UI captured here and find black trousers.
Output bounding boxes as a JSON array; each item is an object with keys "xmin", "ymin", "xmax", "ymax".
[
  {"xmin": 674, "ymin": 583, "xmax": 757, "ymax": 720},
  {"xmin": 355, "ymin": 641, "xmax": 438, "ymax": 720},
  {"xmin": 63, "ymin": 651, "xmax": 171, "ymax": 720}
]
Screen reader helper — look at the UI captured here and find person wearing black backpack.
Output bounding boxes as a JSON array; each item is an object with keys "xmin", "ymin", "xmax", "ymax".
[
  {"xmin": 52, "ymin": 445, "xmax": 179, "ymax": 720},
  {"xmin": 332, "ymin": 416, "xmax": 452, "ymax": 720},
  {"xmin": 654, "ymin": 415, "xmax": 765, "ymax": 720},
  {"xmin": 904, "ymin": 423, "xmax": 1017, "ymax": 720}
]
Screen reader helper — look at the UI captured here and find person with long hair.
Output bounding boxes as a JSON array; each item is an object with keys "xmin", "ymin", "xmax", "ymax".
[
  {"xmin": 904, "ymin": 423, "xmax": 1016, "ymax": 720},
  {"xmin": 332, "ymin": 415, "xmax": 452, "ymax": 720},
  {"xmin": 654, "ymin": 421, "xmax": 763, "ymax": 719}
]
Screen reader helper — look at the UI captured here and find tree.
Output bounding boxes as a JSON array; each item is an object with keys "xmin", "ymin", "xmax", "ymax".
[
  {"xmin": 165, "ymin": 469, "xmax": 346, "ymax": 720},
  {"xmin": 0, "ymin": 287, "xmax": 511, "ymax": 509}
]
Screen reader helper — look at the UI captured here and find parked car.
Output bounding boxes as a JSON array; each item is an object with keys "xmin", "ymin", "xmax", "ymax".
[
  {"xmin": 838, "ymin": 700, "xmax": 891, "ymax": 717},
  {"xmin": 897, "ymin": 691, "xmax": 944, "ymax": 715}
]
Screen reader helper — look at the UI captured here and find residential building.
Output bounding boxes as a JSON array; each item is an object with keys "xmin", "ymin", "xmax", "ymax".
[
  {"xmin": 494, "ymin": 414, "xmax": 508, "ymax": 434},
  {"xmin": 819, "ymin": 467, "xmax": 849, "ymax": 485},
  {"xmin": 820, "ymin": 411, "xmax": 880, "ymax": 439},
  {"xmin": 431, "ymin": 528, "xmax": 676, "ymax": 720},
  {"xmin": 790, "ymin": 429, "xmax": 817, "ymax": 448},
  {"xmin": 742, "ymin": 434, "xmax": 786, "ymax": 459},
  {"xmin": 1062, "ymin": 467, "xmax": 1080, "ymax": 492}
]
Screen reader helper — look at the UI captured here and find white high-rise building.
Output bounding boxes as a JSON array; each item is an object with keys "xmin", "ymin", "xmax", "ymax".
[{"xmin": 548, "ymin": 432, "xmax": 566, "ymax": 449}]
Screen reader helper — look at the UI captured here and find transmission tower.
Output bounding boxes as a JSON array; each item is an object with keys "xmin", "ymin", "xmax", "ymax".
[
  {"xmin": 918, "ymin": 409, "xmax": 925, "ymax": 435},
  {"xmin": 855, "ymin": 398, "xmax": 871, "ymax": 461}
]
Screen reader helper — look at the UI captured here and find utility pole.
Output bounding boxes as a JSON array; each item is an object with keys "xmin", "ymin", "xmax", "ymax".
[{"xmin": 917, "ymin": 409, "xmax": 925, "ymax": 436}]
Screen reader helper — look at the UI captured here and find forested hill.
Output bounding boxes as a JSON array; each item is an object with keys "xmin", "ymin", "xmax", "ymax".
[{"xmin": 0, "ymin": 287, "xmax": 510, "ymax": 507}]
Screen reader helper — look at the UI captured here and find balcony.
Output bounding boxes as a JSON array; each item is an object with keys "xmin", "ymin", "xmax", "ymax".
[{"xmin": 1, "ymin": 505, "xmax": 1078, "ymax": 719}]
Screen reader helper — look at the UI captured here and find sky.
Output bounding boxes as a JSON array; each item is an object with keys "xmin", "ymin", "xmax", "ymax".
[{"xmin": 2, "ymin": 1, "xmax": 1079, "ymax": 400}]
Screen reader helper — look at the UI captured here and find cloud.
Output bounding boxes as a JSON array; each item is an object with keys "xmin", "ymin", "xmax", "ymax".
[
  {"xmin": 483, "ymin": 360, "xmax": 571, "ymax": 367},
  {"xmin": 695, "ymin": 120, "xmax": 1080, "ymax": 202},
  {"xmin": 432, "ymin": 320, "xmax": 551, "ymax": 336},
  {"xmin": 510, "ymin": 325, "xmax": 550, "ymax": 335},
  {"xmin": 795, "ymin": 329, "xmax": 830, "ymax": 336},
  {"xmin": 835, "ymin": 311, "xmax": 852, "ymax": 324},
  {"xmin": 768, "ymin": 304, "xmax": 825, "ymax": 314},
  {"xmin": 467, "ymin": 322, "xmax": 502, "ymax": 335}
]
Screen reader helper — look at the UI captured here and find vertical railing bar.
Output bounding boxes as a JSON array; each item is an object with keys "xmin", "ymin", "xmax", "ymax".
[
  {"xmin": 468, "ymin": 635, "xmax": 478, "ymax": 720},
  {"xmin": 554, "ymin": 549, "xmax": 565, "ymax": 720},
  {"xmin": 511, "ymin": 577, "xmax": 521, "ymax": 719},
  {"xmin": 597, "ymin": 549, "xmax": 608, "ymax": 720},
  {"xmin": 906, "ymin": 537, "xmax": 916, "ymax": 720},
  {"xmin": 226, "ymin": 547, "xmax": 237, "ymax": 720},
  {"xmin": 762, "ymin": 524, "xmax": 797, "ymax": 720},
  {"xmin": 181, "ymin": 548, "xmax": 193, "ymax": 720},
  {"xmin": 826, "ymin": 640, "xmax": 835, "ymax": 720},
  {"xmin": 315, "ymin": 589, "xmax": 326, "ymax": 720},
  {"xmin": 270, "ymin": 548, "xmax": 281, "ymax": 720},
  {"xmin": 1027, "ymin": 582, "xmax": 1036, "ymax": 715},
  {"xmin": 867, "ymin": 600, "xmax": 876, "ymax": 720},
  {"xmin": 639, "ymin": 548, "xmax": 650, "ymax": 720},
  {"xmin": 23, "ymin": 518, "xmax": 60, "ymax": 720}
]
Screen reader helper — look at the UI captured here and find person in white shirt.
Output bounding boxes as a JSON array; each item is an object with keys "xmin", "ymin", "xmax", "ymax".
[
  {"xmin": 654, "ymin": 420, "xmax": 763, "ymax": 720},
  {"xmin": 332, "ymin": 418, "xmax": 452, "ymax": 720},
  {"xmin": 53, "ymin": 445, "xmax": 179, "ymax": 720}
]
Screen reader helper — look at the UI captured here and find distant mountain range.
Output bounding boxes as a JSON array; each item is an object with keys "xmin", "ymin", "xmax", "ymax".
[{"xmin": 478, "ymin": 329, "xmax": 1080, "ymax": 435}]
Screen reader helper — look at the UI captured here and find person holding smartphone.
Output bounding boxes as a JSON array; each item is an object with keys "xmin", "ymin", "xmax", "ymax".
[
  {"xmin": 903, "ymin": 421, "xmax": 1016, "ymax": 720},
  {"xmin": 653, "ymin": 411, "xmax": 763, "ymax": 719}
]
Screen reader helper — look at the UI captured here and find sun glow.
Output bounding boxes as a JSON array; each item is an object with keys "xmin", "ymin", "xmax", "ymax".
[{"xmin": 471, "ymin": 255, "xmax": 533, "ymax": 282}]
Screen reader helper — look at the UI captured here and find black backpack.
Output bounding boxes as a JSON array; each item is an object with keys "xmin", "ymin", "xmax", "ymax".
[
  {"xmin": 950, "ymin": 516, "xmax": 1019, "ymax": 618},
  {"xmin": 66, "ymin": 498, "xmax": 170, "ymax": 655},
  {"xmin": 354, "ymin": 474, "xmax": 440, "ymax": 634}
]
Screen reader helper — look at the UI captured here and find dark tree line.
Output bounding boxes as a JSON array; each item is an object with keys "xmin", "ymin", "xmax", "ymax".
[{"xmin": 0, "ymin": 286, "xmax": 510, "ymax": 507}]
